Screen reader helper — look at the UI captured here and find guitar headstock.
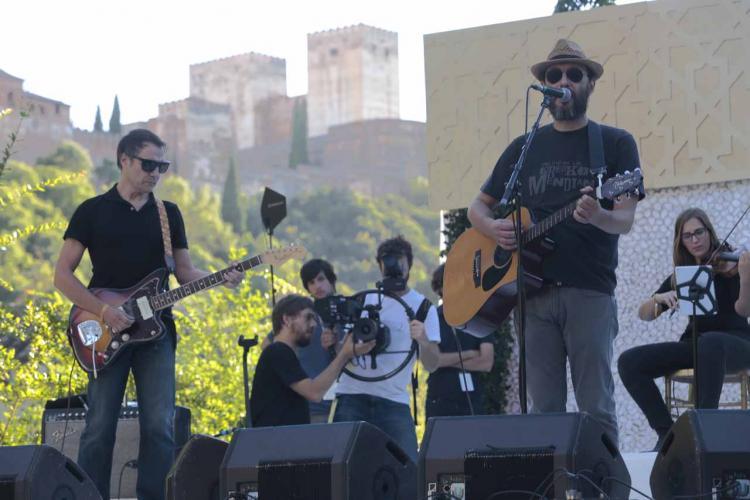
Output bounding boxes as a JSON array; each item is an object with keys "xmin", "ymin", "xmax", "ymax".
[
  {"xmin": 600, "ymin": 169, "xmax": 643, "ymax": 200},
  {"xmin": 260, "ymin": 244, "xmax": 308, "ymax": 267}
]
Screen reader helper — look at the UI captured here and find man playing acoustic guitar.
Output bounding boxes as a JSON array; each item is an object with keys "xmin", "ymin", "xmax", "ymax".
[
  {"xmin": 54, "ymin": 129, "xmax": 244, "ymax": 500},
  {"xmin": 466, "ymin": 40, "xmax": 644, "ymax": 447}
]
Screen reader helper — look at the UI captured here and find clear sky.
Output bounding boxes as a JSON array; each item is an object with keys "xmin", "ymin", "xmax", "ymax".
[{"xmin": 2, "ymin": 0, "xmax": 644, "ymax": 130}]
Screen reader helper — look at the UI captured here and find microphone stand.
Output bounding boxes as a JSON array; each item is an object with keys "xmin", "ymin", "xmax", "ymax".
[
  {"xmin": 237, "ymin": 335, "xmax": 258, "ymax": 427},
  {"xmin": 499, "ymin": 93, "xmax": 553, "ymax": 414}
]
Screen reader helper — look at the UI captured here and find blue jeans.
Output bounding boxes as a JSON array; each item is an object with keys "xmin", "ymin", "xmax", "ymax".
[
  {"xmin": 78, "ymin": 331, "xmax": 176, "ymax": 500},
  {"xmin": 333, "ymin": 394, "xmax": 418, "ymax": 462}
]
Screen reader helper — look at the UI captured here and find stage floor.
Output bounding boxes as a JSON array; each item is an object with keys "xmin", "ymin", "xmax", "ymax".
[{"xmin": 622, "ymin": 452, "xmax": 657, "ymax": 499}]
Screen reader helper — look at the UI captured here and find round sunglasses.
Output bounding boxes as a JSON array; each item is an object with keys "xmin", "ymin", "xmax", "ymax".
[
  {"xmin": 131, "ymin": 156, "xmax": 171, "ymax": 174},
  {"xmin": 545, "ymin": 66, "xmax": 585, "ymax": 84}
]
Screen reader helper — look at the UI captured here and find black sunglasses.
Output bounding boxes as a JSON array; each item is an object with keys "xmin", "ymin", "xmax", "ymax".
[
  {"xmin": 131, "ymin": 156, "xmax": 170, "ymax": 174},
  {"xmin": 545, "ymin": 66, "xmax": 585, "ymax": 84}
]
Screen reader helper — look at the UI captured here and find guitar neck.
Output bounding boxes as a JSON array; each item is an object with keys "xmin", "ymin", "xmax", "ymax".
[
  {"xmin": 521, "ymin": 201, "xmax": 577, "ymax": 245},
  {"xmin": 151, "ymin": 255, "xmax": 263, "ymax": 311}
]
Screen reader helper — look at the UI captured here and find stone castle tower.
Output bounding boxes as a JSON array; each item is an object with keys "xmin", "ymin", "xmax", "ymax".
[
  {"xmin": 189, "ymin": 52, "xmax": 287, "ymax": 149},
  {"xmin": 307, "ymin": 24, "xmax": 399, "ymax": 138}
]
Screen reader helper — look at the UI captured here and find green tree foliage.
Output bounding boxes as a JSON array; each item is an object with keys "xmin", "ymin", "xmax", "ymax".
[
  {"xmin": 93, "ymin": 158, "xmax": 120, "ymax": 188},
  {"xmin": 278, "ymin": 187, "xmax": 439, "ymax": 297},
  {"xmin": 220, "ymin": 159, "xmax": 244, "ymax": 234},
  {"xmin": 554, "ymin": 0, "xmax": 615, "ymax": 13},
  {"xmin": 288, "ymin": 99, "xmax": 309, "ymax": 169},
  {"xmin": 109, "ymin": 95, "xmax": 121, "ymax": 134},
  {"xmin": 93, "ymin": 106, "xmax": 103, "ymax": 132},
  {"xmin": 36, "ymin": 141, "xmax": 93, "ymax": 173}
]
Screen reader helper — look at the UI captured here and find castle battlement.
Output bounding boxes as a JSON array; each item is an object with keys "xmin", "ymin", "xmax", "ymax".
[
  {"xmin": 308, "ymin": 23, "xmax": 397, "ymax": 39},
  {"xmin": 190, "ymin": 51, "xmax": 285, "ymax": 68}
]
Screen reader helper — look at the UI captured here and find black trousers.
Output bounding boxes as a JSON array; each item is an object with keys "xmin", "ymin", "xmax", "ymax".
[
  {"xmin": 425, "ymin": 390, "xmax": 483, "ymax": 419},
  {"xmin": 618, "ymin": 331, "xmax": 750, "ymax": 437}
]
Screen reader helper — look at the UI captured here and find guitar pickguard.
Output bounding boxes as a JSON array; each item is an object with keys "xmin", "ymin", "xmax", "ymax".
[{"xmin": 481, "ymin": 247, "xmax": 513, "ymax": 291}]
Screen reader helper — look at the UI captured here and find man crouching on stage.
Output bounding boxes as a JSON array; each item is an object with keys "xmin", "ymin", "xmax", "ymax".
[{"xmin": 250, "ymin": 294, "xmax": 375, "ymax": 427}]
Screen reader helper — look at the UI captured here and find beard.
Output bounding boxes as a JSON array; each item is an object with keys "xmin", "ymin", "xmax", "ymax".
[
  {"xmin": 296, "ymin": 334, "xmax": 311, "ymax": 347},
  {"xmin": 549, "ymin": 86, "xmax": 590, "ymax": 121}
]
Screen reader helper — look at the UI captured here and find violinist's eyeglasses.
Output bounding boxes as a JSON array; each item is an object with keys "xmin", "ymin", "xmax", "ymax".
[{"xmin": 681, "ymin": 227, "xmax": 707, "ymax": 242}]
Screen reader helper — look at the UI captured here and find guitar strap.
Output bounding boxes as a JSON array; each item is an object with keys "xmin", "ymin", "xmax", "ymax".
[
  {"xmin": 411, "ymin": 297, "xmax": 433, "ymax": 426},
  {"xmin": 587, "ymin": 120, "xmax": 607, "ymax": 197},
  {"xmin": 155, "ymin": 198, "xmax": 175, "ymax": 274}
]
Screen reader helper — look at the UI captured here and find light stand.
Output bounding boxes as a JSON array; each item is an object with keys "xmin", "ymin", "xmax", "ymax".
[
  {"xmin": 499, "ymin": 94, "xmax": 553, "ymax": 414},
  {"xmin": 675, "ymin": 265, "xmax": 717, "ymax": 407},
  {"xmin": 260, "ymin": 187, "xmax": 287, "ymax": 307}
]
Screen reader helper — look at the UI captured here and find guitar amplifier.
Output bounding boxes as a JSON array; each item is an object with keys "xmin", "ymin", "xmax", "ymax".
[{"xmin": 41, "ymin": 401, "xmax": 191, "ymax": 499}]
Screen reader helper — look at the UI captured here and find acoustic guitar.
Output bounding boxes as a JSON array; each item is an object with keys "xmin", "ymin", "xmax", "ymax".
[
  {"xmin": 443, "ymin": 170, "xmax": 642, "ymax": 337},
  {"xmin": 67, "ymin": 245, "xmax": 306, "ymax": 373}
]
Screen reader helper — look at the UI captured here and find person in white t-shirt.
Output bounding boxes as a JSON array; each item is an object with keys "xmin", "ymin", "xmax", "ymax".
[{"xmin": 331, "ymin": 235, "xmax": 440, "ymax": 462}]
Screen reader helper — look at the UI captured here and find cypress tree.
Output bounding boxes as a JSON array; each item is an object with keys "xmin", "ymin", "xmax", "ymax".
[
  {"xmin": 109, "ymin": 96, "xmax": 121, "ymax": 134},
  {"xmin": 94, "ymin": 106, "xmax": 103, "ymax": 132},
  {"xmin": 288, "ymin": 99, "xmax": 309, "ymax": 168},
  {"xmin": 221, "ymin": 158, "xmax": 244, "ymax": 234}
]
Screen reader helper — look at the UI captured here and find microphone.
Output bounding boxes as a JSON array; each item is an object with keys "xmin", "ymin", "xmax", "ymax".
[{"xmin": 530, "ymin": 84, "xmax": 572, "ymax": 103}]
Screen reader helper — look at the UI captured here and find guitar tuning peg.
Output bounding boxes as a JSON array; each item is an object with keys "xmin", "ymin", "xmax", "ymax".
[{"xmin": 624, "ymin": 170, "xmax": 631, "ymax": 175}]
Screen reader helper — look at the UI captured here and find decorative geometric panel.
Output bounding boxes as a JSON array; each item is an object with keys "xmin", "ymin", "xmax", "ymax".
[{"xmin": 425, "ymin": 0, "xmax": 750, "ymax": 210}]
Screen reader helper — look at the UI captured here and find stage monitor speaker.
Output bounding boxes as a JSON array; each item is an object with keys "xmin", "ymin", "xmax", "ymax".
[
  {"xmin": 220, "ymin": 422, "xmax": 416, "ymax": 500},
  {"xmin": 0, "ymin": 444, "xmax": 101, "ymax": 500},
  {"xmin": 41, "ymin": 404, "xmax": 191, "ymax": 499},
  {"xmin": 166, "ymin": 434, "xmax": 229, "ymax": 500},
  {"xmin": 650, "ymin": 410, "xmax": 750, "ymax": 499},
  {"xmin": 418, "ymin": 412, "xmax": 631, "ymax": 500}
]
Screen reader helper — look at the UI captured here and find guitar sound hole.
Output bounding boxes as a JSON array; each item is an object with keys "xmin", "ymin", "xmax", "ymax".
[{"xmin": 493, "ymin": 247, "xmax": 512, "ymax": 270}]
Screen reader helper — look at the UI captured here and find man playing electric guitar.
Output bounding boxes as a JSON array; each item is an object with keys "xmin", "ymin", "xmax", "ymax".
[
  {"xmin": 54, "ymin": 129, "xmax": 244, "ymax": 500},
  {"xmin": 466, "ymin": 40, "xmax": 644, "ymax": 447}
]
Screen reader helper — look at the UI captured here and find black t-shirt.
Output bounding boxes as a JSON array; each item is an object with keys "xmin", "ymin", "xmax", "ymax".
[
  {"xmin": 63, "ymin": 185, "xmax": 188, "ymax": 289},
  {"xmin": 481, "ymin": 123, "xmax": 644, "ymax": 294},
  {"xmin": 427, "ymin": 306, "xmax": 493, "ymax": 397},
  {"xmin": 654, "ymin": 273, "xmax": 750, "ymax": 340},
  {"xmin": 250, "ymin": 342, "xmax": 310, "ymax": 427}
]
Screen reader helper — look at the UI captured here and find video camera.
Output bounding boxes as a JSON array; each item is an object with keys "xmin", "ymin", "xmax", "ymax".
[{"xmin": 314, "ymin": 293, "xmax": 391, "ymax": 368}]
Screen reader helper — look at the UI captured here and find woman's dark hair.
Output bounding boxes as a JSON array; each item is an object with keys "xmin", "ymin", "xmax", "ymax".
[
  {"xmin": 300, "ymin": 259, "xmax": 337, "ymax": 291},
  {"xmin": 272, "ymin": 294, "xmax": 314, "ymax": 334},
  {"xmin": 376, "ymin": 235, "xmax": 413, "ymax": 268},
  {"xmin": 116, "ymin": 129, "xmax": 166, "ymax": 168}
]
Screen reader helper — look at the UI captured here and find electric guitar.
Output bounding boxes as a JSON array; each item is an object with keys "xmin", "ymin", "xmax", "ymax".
[
  {"xmin": 443, "ymin": 170, "xmax": 643, "ymax": 338},
  {"xmin": 67, "ymin": 245, "xmax": 307, "ymax": 373}
]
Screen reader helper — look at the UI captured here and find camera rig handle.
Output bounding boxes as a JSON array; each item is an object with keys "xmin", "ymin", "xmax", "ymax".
[{"xmin": 340, "ymin": 288, "xmax": 419, "ymax": 383}]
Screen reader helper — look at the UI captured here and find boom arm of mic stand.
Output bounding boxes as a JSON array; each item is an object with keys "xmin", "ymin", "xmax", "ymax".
[
  {"xmin": 499, "ymin": 94, "xmax": 552, "ymax": 414},
  {"xmin": 238, "ymin": 335, "xmax": 259, "ymax": 427}
]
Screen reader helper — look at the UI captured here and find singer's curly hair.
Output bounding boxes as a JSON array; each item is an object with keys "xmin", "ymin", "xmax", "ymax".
[{"xmin": 376, "ymin": 235, "xmax": 413, "ymax": 268}]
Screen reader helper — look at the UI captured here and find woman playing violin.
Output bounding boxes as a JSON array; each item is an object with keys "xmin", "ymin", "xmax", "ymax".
[{"xmin": 618, "ymin": 207, "xmax": 750, "ymax": 449}]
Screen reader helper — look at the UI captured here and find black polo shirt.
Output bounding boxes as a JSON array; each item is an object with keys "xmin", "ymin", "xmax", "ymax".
[{"xmin": 63, "ymin": 185, "xmax": 188, "ymax": 290}]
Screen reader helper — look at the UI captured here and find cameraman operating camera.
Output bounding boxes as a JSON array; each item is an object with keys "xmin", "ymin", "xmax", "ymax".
[{"xmin": 332, "ymin": 236, "xmax": 440, "ymax": 461}]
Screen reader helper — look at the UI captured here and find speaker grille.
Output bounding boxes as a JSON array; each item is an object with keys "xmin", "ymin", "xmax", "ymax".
[
  {"xmin": 465, "ymin": 447, "xmax": 555, "ymax": 499},
  {"xmin": 258, "ymin": 459, "xmax": 332, "ymax": 499}
]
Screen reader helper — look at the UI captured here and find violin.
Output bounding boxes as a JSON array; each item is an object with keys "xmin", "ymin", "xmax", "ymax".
[
  {"xmin": 706, "ymin": 202, "xmax": 750, "ymax": 278},
  {"xmin": 708, "ymin": 246, "xmax": 739, "ymax": 277}
]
